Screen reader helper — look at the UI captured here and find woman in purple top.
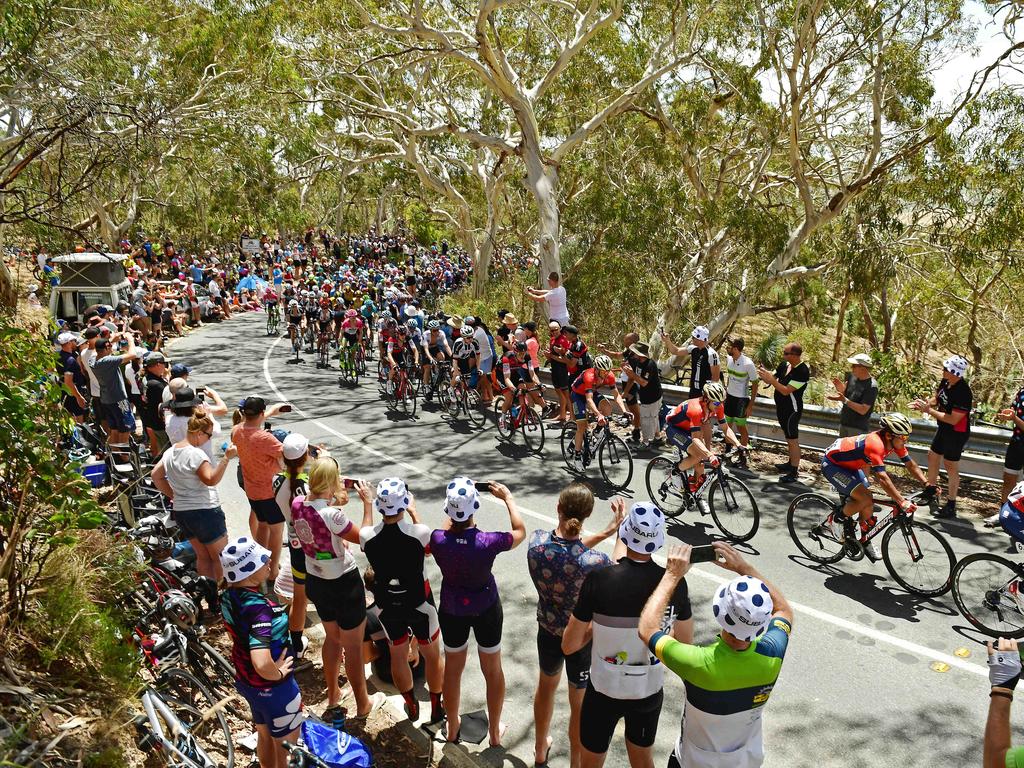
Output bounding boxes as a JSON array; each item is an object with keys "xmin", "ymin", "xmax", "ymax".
[
  {"xmin": 430, "ymin": 478, "xmax": 525, "ymax": 746},
  {"xmin": 526, "ymin": 484, "xmax": 624, "ymax": 768}
]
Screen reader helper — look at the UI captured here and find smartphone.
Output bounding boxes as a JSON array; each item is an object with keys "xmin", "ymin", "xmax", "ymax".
[
  {"xmin": 309, "ymin": 445, "xmax": 320, "ymax": 459},
  {"xmin": 476, "ymin": 481, "xmax": 492, "ymax": 493},
  {"xmin": 279, "ymin": 404, "xmax": 293, "ymax": 413},
  {"xmin": 343, "ymin": 477, "xmax": 358, "ymax": 489},
  {"xmin": 195, "ymin": 386, "xmax": 206, "ymax": 398},
  {"xmin": 689, "ymin": 544, "xmax": 720, "ymax": 564}
]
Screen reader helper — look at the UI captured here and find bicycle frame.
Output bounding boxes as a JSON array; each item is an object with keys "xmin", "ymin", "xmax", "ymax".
[
  {"xmin": 506, "ymin": 385, "xmax": 540, "ymax": 429},
  {"xmin": 140, "ymin": 689, "xmax": 216, "ymax": 768},
  {"xmin": 835, "ymin": 495, "xmax": 927, "ymax": 562}
]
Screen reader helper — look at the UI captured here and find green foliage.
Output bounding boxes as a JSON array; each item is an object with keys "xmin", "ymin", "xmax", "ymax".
[{"xmin": 753, "ymin": 332, "xmax": 786, "ymax": 369}]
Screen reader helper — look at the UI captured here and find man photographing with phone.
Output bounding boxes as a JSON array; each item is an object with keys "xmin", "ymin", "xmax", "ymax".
[{"xmin": 639, "ymin": 542, "xmax": 794, "ymax": 768}]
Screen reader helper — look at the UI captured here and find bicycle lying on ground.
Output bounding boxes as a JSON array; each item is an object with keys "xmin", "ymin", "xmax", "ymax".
[{"xmin": 787, "ymin": 490, "xmax": 954, "ymax": 597}]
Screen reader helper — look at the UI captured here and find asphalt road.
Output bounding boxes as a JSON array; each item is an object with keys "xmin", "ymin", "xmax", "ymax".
[{"xmin": 167, "ymin": 312, "xmax": 1019, "ymax": 768}]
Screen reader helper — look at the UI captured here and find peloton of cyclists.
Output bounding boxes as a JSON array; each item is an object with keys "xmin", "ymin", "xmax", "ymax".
[{"xmin": 421, "ymin": 319, "xmax": 452, "ymax": 398}]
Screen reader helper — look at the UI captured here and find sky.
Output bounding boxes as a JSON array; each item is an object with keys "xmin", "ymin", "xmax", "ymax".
[{"xmin": 933, "ymin": 0, "xmax": 1023, "ymax": 105}]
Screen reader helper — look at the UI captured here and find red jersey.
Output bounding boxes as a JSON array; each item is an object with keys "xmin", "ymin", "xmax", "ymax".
[
  {"xmin": 571, "ymin": 368, "xmax": 616, "ymax": 396},
  {"xmin": 824, "ymin": 432, "xmax": 909, "ymax": 474},
  {"xmin": 666, "ymin": 398, "xmax": 725, "ymax": 431}
]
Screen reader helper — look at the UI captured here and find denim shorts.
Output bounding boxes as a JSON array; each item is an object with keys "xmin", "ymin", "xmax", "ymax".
[{"xmin": 173, "ymin": 506, "xmax": 228, "ymax": 545}]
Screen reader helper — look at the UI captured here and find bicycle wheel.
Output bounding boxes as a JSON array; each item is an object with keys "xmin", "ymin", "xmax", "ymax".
[
  {"xmin": 598, "ymin": 433, "xmax": 633, "ymax": 490},
  {"xmin": 191, "ymin": 638, "xmax": 236, "ymax": 694},
  {"xmin": 881, "ymin": 518, "xmax": 955, "ymax": 597},
  {"xmin": 446, "ymin": 386, "xmax": 463, "ymax": 418},
  {"xmin": 560, "ymin": 425, "xmax": 578, "ymax": 470},
  {"xmin": 436, "ymin": 379, "xmax": 453, "ymax": 412},
  {"xmin": 787, "ymin": 493, "xmax": 847, "ymax": 564},
  {"xmin": 465, "ymin": 388, "xmax": 486, "ymax": 428},
  {"xmin": 266, "ymin": 313, "xmax": 274, "ymax": 335},
  {"xmin": 521, "ymin": 408, "xmax": 546, "ymax": 453},
  {"xmin": 155, "ymin": 666, "xmax": 235, "ymax": 768},
  {"xmin": 708, "ymin": 472, "xmax": 760, "ymax": 542},
  {"xmin": 952, "ymin": 552, "xmax": 1024, "ymax": 638},
  {"xmin": 645, "ymin": 456, "xmax": 687, "ymax": 518},
  {"xmin": 493, "ymin": 399, "xmax": 516, "ymax": 442}
]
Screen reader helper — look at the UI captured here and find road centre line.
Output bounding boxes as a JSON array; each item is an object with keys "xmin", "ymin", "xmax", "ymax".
[{"xmin": 261, "ymin": 336, "xmax": 987, "ymax": 678}]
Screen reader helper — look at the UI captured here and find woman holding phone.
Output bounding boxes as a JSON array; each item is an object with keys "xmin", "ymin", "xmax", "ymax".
[{"xmin": 429, "ymin": 478, "xmax": 525, "ymax": 745}]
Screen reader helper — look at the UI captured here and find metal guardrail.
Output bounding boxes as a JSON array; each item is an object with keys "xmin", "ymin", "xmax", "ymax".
[{"xmin": 533, "ymin": 369, "xmax": 1014, "ymax": 484}]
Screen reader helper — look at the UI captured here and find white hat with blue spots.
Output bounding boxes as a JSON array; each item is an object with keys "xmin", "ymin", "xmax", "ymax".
[
  {"xmin": 444, "ymin": 477, "xmax": 480, "ymax": 522},
  {"xmin": 219, "ymin": 536, "xmax": 272, "ymax": 584},
  {"xmin": 618, "ymin": 502, "xmax": 664, "ymax": 554},
  {"xmin": 375, "ymin": 477, "xmax": 410, "ymax": 516},
  {"xmin": 712, "ymin": 575, "xmax": 774, "ymax": 641}
]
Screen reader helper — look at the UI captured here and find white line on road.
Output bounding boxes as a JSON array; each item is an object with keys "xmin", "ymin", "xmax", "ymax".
[{"xmin": 261, "ymin": 336, "xmax": 988, "ymax": 678}]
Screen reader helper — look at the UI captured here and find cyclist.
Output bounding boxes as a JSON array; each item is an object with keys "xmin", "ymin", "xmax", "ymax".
[
  {"xmin": 339, "ymin": 309, "xmax": 364, "ymax": 372},
  {"xmin": 821, "ymin": 412, "xmax": 928, "ymax": 560},
  {"xmin": 331, "ymin": 296, "xmax": 346, "ymax": 345},
  {"xmin": 264, "ymin": 287, "xmax": 280, "ymax": 328},
  {"xmin": 569, "ymin": 354, "xmax": 629, "ymax": 472},
  {"xmin": 664, "ymin": 381, "xmax": 743, "ymax": 496},
  {"xmin": 421, "ymin": 319, "xmax": 452, "ymax": 398},
  {"xmin": 386, "ymin": 324, "xmax": 419, "ymax": 392},
  {"xmin": 316, "ymin": 298, "xmax": 333, "ymax": 358},
  {"xmin": 498, "ymin": 341, "xmax": 542, "ymax": 427},
  {"xmin": 304, "ymin": 293, "xmax": 320, "ymax": 350},
  {"xmin": 451, "ymin": 324, "xmax": 481, "ymax": 392}
]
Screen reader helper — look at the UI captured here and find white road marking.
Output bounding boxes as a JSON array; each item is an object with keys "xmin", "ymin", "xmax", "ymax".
[{"xmin": 262, "ymin": 336, "xmax": 988, "ymax": 678}]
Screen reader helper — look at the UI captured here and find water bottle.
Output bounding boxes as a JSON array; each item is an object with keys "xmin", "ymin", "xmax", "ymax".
[{"xmin": 511, "ymin": 404, "xmax": 520, "ymax": 419}]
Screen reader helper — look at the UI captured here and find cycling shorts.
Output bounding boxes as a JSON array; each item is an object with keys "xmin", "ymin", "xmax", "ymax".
[
  {"xmin": 343, "ymin": 333, "xmax": 359, "ymax": 346},
  {"xmin": 666, "ymin": 424, "xmax": 695, "ymax": 453},
  {"xmin": 579, "ymin": 685, "xmax": 663, "ymax": 753},
  {"xmin": 1006, "ymin": 439, "xmax": 1024, "ymax": 473},
  {"xmin": 1000, "ymin": 502, "xmax": 1024, "ymax": 544},
  {"xmin": 439, "ymin": 599, "xmax": 503, "ymax": 654},
  {"xmin": 318, "ymin": 321, "xmax": 332, "ymax": 333},
  {"xmin": 724, "ymin": 394, "xmax": 750, "ymax": 425},
  {"xmin": 234, "ymin": 677, "xmax": 302, "ymax": 739},
  {"xmin": 931, "ymin": 427, "xmax": 969, "ymax": 462},
  {"xmin": 377, "ymin": 599, "xmax": 441, "ymax": 647},
  {"xmin": 288, "ymin": 542, "xmax": 306, "ymax": 584},
  {"xmin": 288, "ymin": 315, "xmax": 301, "ymax": 325},
  {"xmin": 305, "ymin": 570, "xmax": 365, "ymax": 630},
  {"xmin": 506, "ymin": 369, "xmax": 530, "ymax": 389},
  {"xmin": 537, "ymin": 628, "xmax": 591, "ymax": 689},
  {"xmin": 571, "ymin": 391, "xmax": 606, "ymax": 420},
  {"xmin": 775, "ymin": 405, "xmax": 802, "ymax": 440},
  {"xmin": 427, "ymin": 346, "xmax": 445, "ymax": 361},
  {"xmin": 821, "ymin": 458, "xmax": 869, "ymax": 497}
]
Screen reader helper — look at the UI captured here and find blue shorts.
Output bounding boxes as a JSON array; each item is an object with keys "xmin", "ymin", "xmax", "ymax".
[
  {"xmin": 479, "ymin": 357, "xmax": 494, "ymax": 374},
  {"xmin": 103, "ymin": 400, "xmax": 136, "ymax": 433},
  {"xmin": 1000, "ymin": 503, "xmax": 1024, "ymax": 544},
  {"xmin": 821, "ymin": 459, "xmax": 869, "ymax": 496},
  {"xmin": 173, "ymin": 506, "xmax": 228, "ymax": 545},
  {"xmin": 666, "ymin": 424, "xmax": 695, "ymax": 453},
  {"xmin": 571, "ymin": 391, "xmax": 606, "ymax": 420},
  {"xmin": 235, "ymin": 677, "xmax": 303, "ymax": 738}
]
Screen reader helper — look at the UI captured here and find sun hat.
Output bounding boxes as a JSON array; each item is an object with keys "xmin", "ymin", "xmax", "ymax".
[
  {"xmin": 628, "ymin": 342, "xmax": 651, "ymax": 358},
  {"xmin": 220, "ymin": 536, "xmax": 272, "ymax": 584},
  {"xmin": 691, "ymin": 326, "xmax": 710, "ymax": 342},
  {"xmin": 375, "ymin": 477, "xmax": 410, "ymax": 516},
  {"xmin": 618, "ymin": 502, "xmax": 665, "ymax": 555},
  {"xmin": 943, "ymin": 355, "xmax": 968, "ymax": 378},
  {"xmin": 847, "ymin": 353, "xmax": 873, "ymax": 368},
  {"xmin": 712, "ymin": 575, "xmax": 774, "ymax": 642},
  {"xmin": 444, "ymin": 477, "xmax": 480, "ymax": 522},
  {"xmin": 503, "ymin": 314, "xmax": 519, "ymax": 326}
]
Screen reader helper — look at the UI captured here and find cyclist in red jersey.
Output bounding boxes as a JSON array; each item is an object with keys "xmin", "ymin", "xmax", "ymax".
[
  {"xmin": 569, "ymin": 355, "xmax": 628, "ymax": 470},
  {"xmin": 498, "ymin": 341, "xmax": 542, "ymax": 423},
  {"xmin": 821, "ymin": 413, "xmax": 927, "ymax": 559},
  {"xmin": 664, "ymin": 382, "xmax": 742, "ymax": 492}
]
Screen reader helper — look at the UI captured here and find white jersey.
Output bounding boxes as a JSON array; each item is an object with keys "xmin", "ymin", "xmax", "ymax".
[{"xmin": 725, "ymin": 353, "xmax": 758, "ymax": 399}]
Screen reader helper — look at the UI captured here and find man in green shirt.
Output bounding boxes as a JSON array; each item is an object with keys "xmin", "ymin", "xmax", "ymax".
[
  {"xmin": 638, "ymin": 542, "xmax": 794, "ymax": 768},
  {"xmin": 986, "ymin": 637, "xmax": 1024, "ymax": 768}
]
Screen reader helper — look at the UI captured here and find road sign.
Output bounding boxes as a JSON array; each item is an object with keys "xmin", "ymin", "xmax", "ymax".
[{"xmin": 240, "ymin": 238, "xmax": 261, "ymax": 254}]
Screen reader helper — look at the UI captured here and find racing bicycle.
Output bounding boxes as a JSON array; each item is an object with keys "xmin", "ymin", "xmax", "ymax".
[
  {"xmin": 289, "ymin": 322, "xmax": 302, "ymax": 362},
  {"xmin": 338, "ymin": 343, "xmax": 360, "ymax": 385},
  {"xmin": 442, "ymin": 371, "xmax": 486, "ymax": 428},
  {"xmin": 388, "ymin": 363, "xmax": 418, "ymax": 417},
  {"xmin": 645, "ymin": 451, "xmax": 759, "ymax": 541},
  {"xmin": 316, "ymin": 326, "xmax": 332, "ymax": 369},
  {"xmin": 494, "ymin": 384, "xmax": 545, "ymax": 453},
  {"xmin": 951, "ymin": 529, "xmax": 1024, "ymax": 638},
  {"xmin": 422, "ymin": 358, "xmax": 452, "ymax": 404},
  {"xmin": 787, "ymin": 490, "xmax": 954, "ymax": 597},
  {"xmin": 560, "ymin": 414, "xmax": 634, "ymax": 491}
]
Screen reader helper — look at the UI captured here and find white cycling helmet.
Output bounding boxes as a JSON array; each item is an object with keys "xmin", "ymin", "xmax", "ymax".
[
  {"xmin": 879, "ymin": 412, "xmax": 912, "ymax": 436},
  {"xmin": 459, "ymin": 325, "xmax": 474, "ymax": 338},
  {"xmin": 712, "ymin": 575, "xmax": 774, "ymax": 641},
  {"xmin": 702, "ymin": 381, "xmax": 726, "ymax": 403},
  {"xmin": 593, "ymin": 354, "xmax": 613, "ymax": 371},
  {"xmin": 288, "ymin": 299, "xmax": 298, "ymax": 307}
]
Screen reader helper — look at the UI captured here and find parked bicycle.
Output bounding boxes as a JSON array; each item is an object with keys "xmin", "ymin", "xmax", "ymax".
[
  {"xmin": 560, "ymin": 414, "xmax": 634, "ymax": 491},
  {"xmin": 787, "ymin": 490, "xmax": 954, "ymax": 597},
  {"xmin": 494, "ymin": 384, "xmax": 546, "ymax": 453}
]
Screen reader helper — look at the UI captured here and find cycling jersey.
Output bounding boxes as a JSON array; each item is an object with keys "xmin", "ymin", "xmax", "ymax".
[
  {"xmin": 666, "ymin": 398, "xmax": 726, "ymax": 431},
  {"xmin": 317, "ymin": 308, "xmax": 332, "ymax": 326},
  {"xmin": 422, "ymin": 331, "xmax": 449, "ymax": 355},
  {"xmin": 1008, "ymin": 480, "xmax": 1024, "ymax": 515},
  {"xmin": 387, "ymin": 338, "xmax": 415, "ymax": 362},
  {"xmin": 824, "ymin": 432, "xmax": 910, "ymax": 474},
  {"xmin": 570, "ymin": 368, "xmax": 616, "ymax": 397},
  {"xmin": 725, "ymin": 353, "xmax": 758, "ymax": 398},
  {"xmin": 451, "ymin": 337, "xmax": 480, "ymax": 361},
  {"xmin": 687, "ymin": 345, "xmax": 720, "ymax": 396},
  {"xmin": 501, "ymin": 352, "xmax": 535, "ymax": 379},
  {"xmin": 341, "ymin": 317, "xmax": 363, "ymax": 337},
  {"xmin": 286, "ymin": 307, "xmax": 303, "ymax": 324}
]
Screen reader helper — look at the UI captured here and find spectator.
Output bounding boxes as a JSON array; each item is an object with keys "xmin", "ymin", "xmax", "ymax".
[
  {"xmin": 993, "ymin": 384, "xmax": 1024, "ymax": 524},
  {"xmin": 830, "ymin": 353, "xmax": 878, "ymax": 438},
  {"xmin": 274, "ymin": 434, "xmax": 314, "ymax": 668},
  {"xmin": 232, "ymin": 395, "xmax": 287, "ymax": 580},
  {"xmin": 165, "ymin": 387, "xmax": 225, "ymax": 458},
  {"xmin": 526, "ymin": 271, "xmax": 571, "ymax": 326},
  {"xmin": 496, "ymin": 312, "xmax": 520, "ymax": 354},
  {"xmin": 527, "ymin": 485, "xmax": 624, "ymax": 768},
  {"xmin": 758, "ymin": 342, "xmax": 810, "ymax": 484},
  {"xmin": 90, "ymin": 333, "xmax": 141, "ymax": 449},
  {"xmin": 56, "ymin": 332, "xmax": 88, "ymax": 425},
  {"xmin": 471, "ymin": 316, "xmax": 496, "ymax": 403},
  {"xmin": 150, "ymin": 413, "xmax": 235, "ymax": 580},
  {"xmin": 79, "ymin": 327, "xmax": 104, "ymax": 433},
  {"xmin": 911, "ymin": 355, "xmax": 972, "ymax": 519},
  {"xmin": 140, "ymin": 352, "xmax": 171, "ymax": 455},
  {"xmin": 547, "ymin": 321, "xmax": 572, "ymax": 425},
  {"xmin": 624, "ymin": 341, "xmax": 664, "ymax": 448},
  {"xmin": 723, "ymin": 337, "xmax": 759, "ymax": 456},
  {"xmin": 219, "ymin": 537, "xmax": 303, "ymax": 768},
  {"xmin": 661, "ymin": 325, "xmax": 721, "ymax": 398},
  {"xmin": 600, "ymin": 333, "xmax": 642, "ymax": 444},
  {"xmin": 562, "ymin": 502, "xmax": 692, "ymax": 768},
  {"xmin": 638, "ymin": 542, "xmax": 794, "ymax": 768},
  {"xmin": 983, "ymin": 637, "xmax": 1024, "ymax": 768}
]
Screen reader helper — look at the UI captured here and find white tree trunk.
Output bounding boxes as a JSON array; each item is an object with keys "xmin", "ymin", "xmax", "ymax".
[{"xmin": 523, "ymin": 151, "xmax": 560, "ymax": 280}]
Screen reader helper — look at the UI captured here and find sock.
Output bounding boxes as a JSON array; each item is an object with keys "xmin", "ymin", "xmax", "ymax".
[
  {"xmin": 290, "ymin": 631, "xmax": 304, "ymax": 654},
  {"xmin": 430, "ymin": 691, "xmax": 444, "ymax": 720},
  {"xmin": 401, "ymin": 688, "xmax": 418, "ymax": 716}
]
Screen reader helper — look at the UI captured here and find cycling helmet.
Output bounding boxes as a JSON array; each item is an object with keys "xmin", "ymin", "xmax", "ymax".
[
  {"xmin": 593, "ymin": 354, "xmax": 613, "ymax": 371},
  {"xmin": 879, "ymin": 412, "xmax": 912, "ymax": 436},
  {"xmin": 289, "ymin": 299, "xmax": 298, "ymax": 307},
  {"xmin": 406, "ymin": 319, "xmax": 418, "ymax": 329},
  {"xmin": 158, "ymin": 589, "xmax": 199, "ymax": 629},
  {"xmin": 459, "ymin": 325, "xmax": 474, "ymax": 338},
  {"xmin": 712, "ymin": 575, "xmax": 774, "ymax": 641},
  {"xmin": 320, "ymin": 297, "xmax": 330, "ymax": 307},
  {"xmin": 514, "ymin": 341, "xmax": 528, "ymax": 352},
  {"xmin": 345, "ymin": 308, "xmax": 357, "ymax": 318},
  {"xmin": 702, "ymin": 382, "xmax": 727, "ymax": 403},
  {"xmin": 427, "ymin": 319, "xmax": 440, "ymax": 330},
  {"xmin": 397, "ymin": 325, "xmax": 408, "ymax": 335}
]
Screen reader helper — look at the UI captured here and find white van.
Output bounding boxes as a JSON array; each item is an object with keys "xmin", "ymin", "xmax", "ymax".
[{"xmin": 48, "ymin": 253, "xmax": 132, "ymax": 326}]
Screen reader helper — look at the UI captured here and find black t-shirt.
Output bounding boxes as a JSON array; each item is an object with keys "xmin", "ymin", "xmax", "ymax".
[
  {"xmin": 688, "ymin": 345, "xmax": 721, "ymax": 396},
  {"xmin": 360, "ymin": 519, "xmax": 431, "ymax": 609},
  {"xmin": 59, "ymin": 350, "xmax": 87, "ymax": 393},
  {"xmin": 935, "ymin": 378, "xmax": 972, "ymax": 436},
  {"xmin": 774, "ymin": 361, "xmax": 810, "ymax": 412},
  {"xmin": 141, "ymin": 373, "xmax": 167, "ymax": 430},
  {"xmin": 840, "ymin": 374, "xmax": 878, "ymax": 430},
  {"xmin": 633, "ymin": 357, "xmax": 663, "ymax": 405}
]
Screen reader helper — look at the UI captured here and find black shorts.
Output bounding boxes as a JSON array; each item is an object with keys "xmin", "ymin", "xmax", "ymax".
[
  {"xmin": 305, "ymin": 570, "xmax": 365, "ymax": 630},
  {"xmin": 508, "ymin": 369, "xmax": 529, "ymax": 388},
  {"xmin": 288, "ymin": 543, "xmax": 306, "ymax": 584},
  {"xmin": 623, "ymin": 387, "xmax": 638, "ymax": 407},
  {"xmin": 249, "ymin": 497, "xmax": 285, "ymax": 525},
  {"xmin": 550, "ymin": 362, "xmax": 569, "ymax": 390},
  {"xmin": 931, "ymin": 427, "xmax": 970, "ymax": 462},
  {"xmin": 1006, "ymin": 439, "xmax": 1024, "ymax": 473},
  {"xmin": 579, "ymin": 685, "xmax": 663, "ymax": 753},
  {"xmin": 775, "ymin": 405, "xmax": 802, "ymax": 440},
  {"xmin": 439, "ymin": 599, "xmax": 503, "ymax": 653},
  {"xmin": 63, "ymin": 395, "xmax": 87, "ymax": 417},
  {"xmin": 536, "ymin": 627, "xmax": 591, "ymax": 689},
  {"xmin": 724, "ymin": 394, "xmax": 749, "ymax": 420},
  {"xmin": 377, "ymin": 598, "xmax": 440, "ymax": 646}
]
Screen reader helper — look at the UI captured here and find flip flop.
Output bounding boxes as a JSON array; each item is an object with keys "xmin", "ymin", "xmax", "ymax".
[
  {"xmin": 489, "ymin": 721, "xmax": 510, "ymax": 747},
  {"xmin": 348, "ymin": 691, "xmax": 387, "ymax": 720},
  {"xmin": 534, "ymin": 740, "xmax": 552, "ymax": 767}
]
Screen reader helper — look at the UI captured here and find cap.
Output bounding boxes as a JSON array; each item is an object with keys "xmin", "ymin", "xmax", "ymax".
[
  {"xmin": 94, "ymin": 339, "xmax": 111, "ymax": 351},
  {"xmin": 691, "ymin": 325, "xmax": 710, "ymax": 342},
  {"xmin": 563, "ymin": 325, "xmax": 579, "ymax": 335},
  {"xmin": 282, "ymin": 433, "xmax": 309, "ymax": 460},
  {"xmin": 144, "ymin": 351, "xmax": 168, "ymax": 367},
  {"xmin": 219, "ymin": 536, "xmax": 272, "ymax": 584},
  {"xmin": 523, "ymin": 321, "xmax": 537, "ymax": 332},
  {"xmin": 618, "ymin": 502, "xmax": 665, "ymax": 554},
  {"xmin": 82, "ymin": 327, "xmax": 100, "ymax": 339},
  {"xmin": 712, "ymin": 575, "xmax": 774, "ymax": 642},
  {"xmin": 847, "ymin": 353, "xmax": 873, "ymax": 368},
  {"xmin": 444, "ymin": 477, "xmax": 480, "ymax": 522},
  {"xmin": 240, "ymin": 395, "xmax": 266, "ymax": 416},
  {"xmin": 56, "ymin": 331, "xmax": 79, "ymax": 345},
  {"xmin": 943, "ymin": 355, "xmax": 968, "ymax": 378},
  {"xmin": 628, "ymin": 342, "xmax": 651, "ymax": 357},
  {"xmin": 170, "ymin": 363, "xmax": 192, "ymax": 378},
  {"xmin": 374, "ymin": 477, "xmax": 410, "ymax": 517}
]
